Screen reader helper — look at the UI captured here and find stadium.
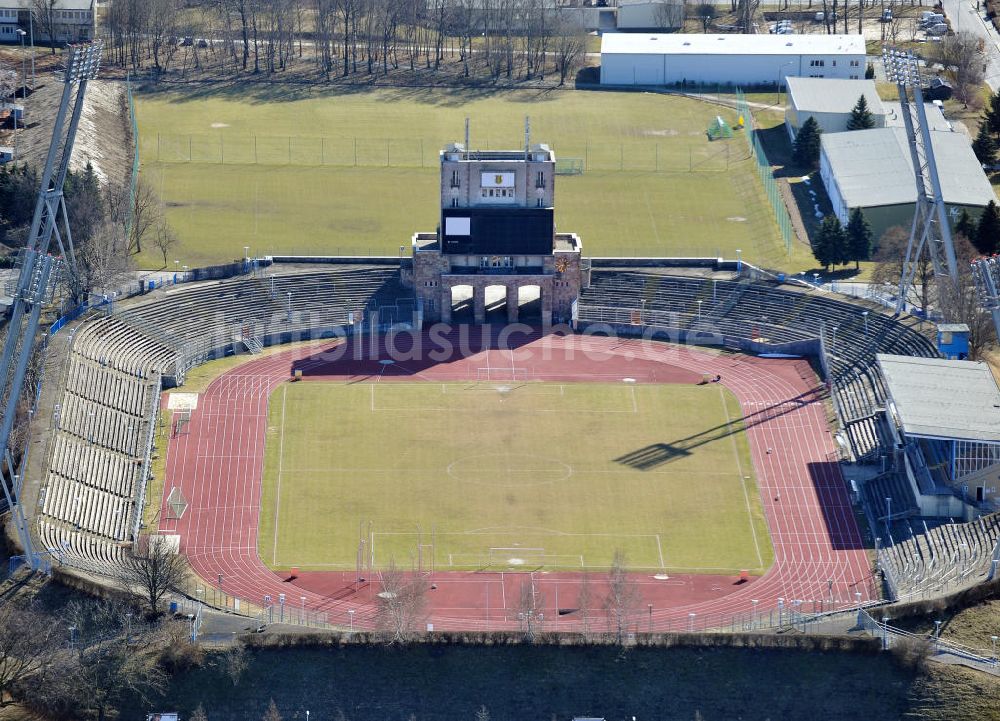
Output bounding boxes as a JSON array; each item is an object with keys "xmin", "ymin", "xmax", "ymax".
[{"xmin": 4, "ymin": 43, "xmax": 1000, "ymax": 646}]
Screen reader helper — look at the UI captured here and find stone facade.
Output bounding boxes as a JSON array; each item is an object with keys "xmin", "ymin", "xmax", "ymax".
[{"xmin": 404, "ymin": 141, "xmax": 586, "ymax": 326}]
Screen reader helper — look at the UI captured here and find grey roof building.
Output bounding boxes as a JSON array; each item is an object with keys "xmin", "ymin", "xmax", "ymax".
[
  {"xmin": 877, "ymin": 354, "xmax": 1000, "ymax": 444},
  {"xmin": 784, "ymin": 77, "xmax": 885, "ymax": 138},
  {"xmin": 819, "ymin": 126, "xmax": 996, "ymax": 239}
]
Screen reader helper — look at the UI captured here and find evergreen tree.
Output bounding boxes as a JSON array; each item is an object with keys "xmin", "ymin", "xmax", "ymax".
[
  {"xmin": 793, "ymin": 116, "xmax": 822, "ymax": 168},
  {"xmin": 984, "ymin": 90, "xmax": 1000, "ymax": 138},
  {"xmin": 955, "ymin": 208, "xmax": 977, "ymax": 240},
  {"xmin": 864, "ymin": 63, "xmax": 875, "ymax": 79},
  {"xmin": 812, "ymin": 215, "xmax": 848, "ymax": 270},
  {"xmin": 973, "ymin": 121, "xmax": 999, "ymax": 167},
  {"xmin": 846, "ymin": 207, "xmax": 873, "ymax": 269},
  {"xmin": 976, "ymin": 200, "xmax": 1000, "ymax": 255},
  {"xmin": 846, "ymin": 95, "xmax": 876, "ymax": 131},
  {"xmin": 263, "ymin": 700, "xmax": 282, "ymax": 721}
]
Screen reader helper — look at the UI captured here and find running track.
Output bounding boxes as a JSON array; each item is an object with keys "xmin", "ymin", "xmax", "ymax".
[{"xmin": 159, "ymin": 329, "xmax": 875, "ymax": 631}]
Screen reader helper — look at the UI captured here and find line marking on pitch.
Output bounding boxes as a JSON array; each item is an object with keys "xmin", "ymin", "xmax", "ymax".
[
  {"xmin": 272, "ymin": 383, "xmax": 288, "ymax": 566},
  {"xmin": 719, "ymin": 385, "xmax": 764, "ymax": 568}
]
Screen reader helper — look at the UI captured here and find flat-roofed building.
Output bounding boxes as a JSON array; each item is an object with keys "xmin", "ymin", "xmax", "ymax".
[
  {"xmin": 784, "ymin": 77, "xmax": 885, "ymax": 139},
  {"xmin": 600, "ymin": 32, "xmax": 866, "ymax": 86},
  {"xmin": 0, "ymin": 0, "xmax": 95, "ymax": 45}
]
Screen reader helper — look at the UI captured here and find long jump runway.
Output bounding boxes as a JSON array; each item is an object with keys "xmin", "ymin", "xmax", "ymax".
[{"xmin": 158, "ymin": 329, "xmax": 875, "ymax": 631}]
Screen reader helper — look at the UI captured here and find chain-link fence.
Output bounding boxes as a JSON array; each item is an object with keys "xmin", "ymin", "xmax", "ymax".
[
  {"xmin": 143, "ymin": 132, "xmax": 746, "ymax": 174},
  {"xmin": 736, "ymin": 88, "xmax": 794, "ymax": 255}
]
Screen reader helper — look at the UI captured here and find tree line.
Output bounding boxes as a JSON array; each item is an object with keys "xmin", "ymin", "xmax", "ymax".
[{"xmin": 102, "ymin": 0, "xmax": 589, "ymax": 85}]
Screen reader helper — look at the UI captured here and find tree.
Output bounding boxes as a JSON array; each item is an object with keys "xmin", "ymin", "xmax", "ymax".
[
  {"xmin": 475, "ymin": 706, "xmax": 491, "ymax": 721},
  {"xmin": 153, "ymin": 220, "xmax": 179, "ymax": 267},
  {"xmin": 984, "ymin": 90, "xmax": 1000, "ymax": 139},
  {"xmin": 191, "ymin": 704, "xmax": 209, "ymax": 721},
  {"xmin": 118, "ymin": 534, "xmax": 189, "ymax": 616},
  {"xmin": 865, "ymin": 63, "xmax": 875, "ymax": 79},
  {"xmin": 956, "ymin": 208, "xmax": 977, "ymax": 240},
  {"xmin": 812, "ymin": 215, "xmax": 848, "ymax": 271},
  {"xmin": 0, "ymin": 604, "xmax": 61, "ymax": 707},
  {"xmin": 54, "ymin": 599, "xmax": 168, "ymax": 721},
  {"xmin": 264, "ymin": 700, "xmax": 282, "ymax": 721},
  {"xmin": 870, "ymin": 225, "xmax": 933, "ymax": 315},
  {"xmin": 940, "ymin": 234, "xmax": 996, "ymax": 359},
  {"xmin": 976, "ymin": 200, "xmax": 1000, "ymax": 255},
  {"xmin": 603, "ymin": 549, "xmax": 640, "ymax": 643},
  {"xmin": 516, "ymin": 578, "xmax": 542, "ymax": 641},
  {"xmin": 793, "ymin": 116, "xmax": 822, "ymax": 168},
  {"xmin": 551, "ymin": 16, "xmax": 586, "ymax": 86},
  {"xmin": 846, "ymin": 207, "xmax": 873, "ymax": 269},
  {"xmin": 846, "ymin": 94, "xmax": 875, "ymax": 131},
  {"xmin": 932, "ymin": 32, "xmax": 986, "ymax": 106},
  {"xmin": 221, "ymin": 644, "xmax": 249, "ymax": 686},
  {"xmin": 374, "ymin": 558, "xmax": 429, "ymax": 643},
  {"xmin": 31, "ymin": 0, "xmax": 59, "ymax": 54},
  {"xmin": 973, "ymin": 121, "xmax": 998, "ymax": 167}
]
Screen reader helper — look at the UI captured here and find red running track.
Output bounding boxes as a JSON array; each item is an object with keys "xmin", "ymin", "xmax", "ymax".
[{"xmin": 159, "ymin": 329, "xmax": 875, "ymax": 631}]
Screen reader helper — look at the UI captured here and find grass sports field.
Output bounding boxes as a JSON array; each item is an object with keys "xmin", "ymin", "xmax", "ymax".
[
  {"xmin": 258, "ymin": 380, "xmax": 774, "ymax": 573},
  {"xmin": 135, "ymin": 86, "xmax": 814, "ymax": 270}
]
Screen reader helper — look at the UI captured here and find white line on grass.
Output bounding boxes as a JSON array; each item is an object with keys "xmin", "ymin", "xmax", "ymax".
[
  {"xmin": 630, "ymin": 385, "xmax": 638, "ymax": 414},
  {"xmin": 719, "ymin": 386, "xmax": 764, "ymax": 569},
  {"xmin": 272, "ymin": 383, "xmax": 288, "ymax": 566}
]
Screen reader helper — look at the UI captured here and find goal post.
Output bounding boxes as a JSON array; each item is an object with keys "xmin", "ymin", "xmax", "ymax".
[
  {"xmin": 488, "ymin": 547, "xmax": 546, "ymax": 569},
  {"xmin": 474, "ymin": 367, "xmax": 530, "ymax": 382}
]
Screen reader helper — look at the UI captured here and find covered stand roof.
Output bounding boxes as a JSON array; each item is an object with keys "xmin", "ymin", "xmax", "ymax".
[
  {"xmin": 877, "ymin": 354, "xmax": 1000, "ymax": 443},
  {"xmin": 600, "ymin": 32, "xmax": 865, "ymax": 56}
]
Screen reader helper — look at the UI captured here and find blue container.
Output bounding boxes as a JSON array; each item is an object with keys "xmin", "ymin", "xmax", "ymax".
[{"xmin": 169, "ymin": 601, "xmax": 178, "ymax": 614}]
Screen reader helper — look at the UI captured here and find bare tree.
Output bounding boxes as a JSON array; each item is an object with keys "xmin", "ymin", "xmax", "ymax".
[
  {"xmin": 118, "ymin": 534, "xmax": 189, "ymax": 616},
  {"xmin": 475, "ymin": 705, "xmax": 491, "ymax": 721},
  {"xmin": 55, "ymin": 599, "xmax": 169, "ymax": 721},
  {"xmin": 516, "ymin": 578, "xmax": 543, "ymax": 640},
  {"xmin": 191, "ymin": 704, "xmax": 209, "ymax": 721},
  {"xmin": 932, "ymin": 32, "xmax": 986, "ymax": 107},
  {"xmin": 374, "ymin": 558, "xmax": 430, "ymax": 643},
  {"xmin": 263, "ymin": 699, "xmax": 282, "ymax": 721},
  {"xmin": 153, "ymin": 220, "xmax": 179, "ymax": 267},
  {"xmin": 31, "ymin": 0, "xmax": 59, "ymax": 55},
  {"xmin": 0, "ymin": 64, "xmax": 16, "ymax": 99},
  {"xmin": 0, "ymin": 604, "xmax": 62, "ymax": 707},
  {"xmin": 576, "ymin": 571, "xmax": 593, "ymax": 637},
  {"xmin": 552, "ymin": 16, "xmax": 586, "ymax": 86},
  {"xmin": 603, "ymin": 549, "xmax": 640, "ymax": 642},
  {"xmin": 221, "ymin": 643, "xmax": 249, "ymax": 686},
  {"xmin": 870, "ymin": 226, "xmax": 932, "ymax": 315}
]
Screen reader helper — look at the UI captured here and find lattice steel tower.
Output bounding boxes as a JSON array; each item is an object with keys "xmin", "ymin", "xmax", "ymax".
[
  {"xmin": 0, "ymin": 41, "xmax": 103, "ymax": 569},
  {"xmin": 883, "ymin": 47, "xmax": 960, "ymax": 318}
]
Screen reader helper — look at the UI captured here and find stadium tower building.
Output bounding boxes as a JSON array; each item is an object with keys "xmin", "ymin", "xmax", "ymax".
[{"xmin": 404, "ymin": 125, "xmax": 586, "ymax": 325}]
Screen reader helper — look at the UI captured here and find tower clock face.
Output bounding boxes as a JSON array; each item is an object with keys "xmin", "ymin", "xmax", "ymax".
[{"xmin": 556, "ymin": 257, "xmax": 569, "ymax": 273}]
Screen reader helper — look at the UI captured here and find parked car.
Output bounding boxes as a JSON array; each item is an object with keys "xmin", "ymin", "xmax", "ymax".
[
  {"xmin": 925, "ymin": 22, "xmax": 949, "ymax": 35},
  {"xmin": 923, "ymin": 76, "xmax": 953, "ymax": 100},
  {"xmin": 181, "ymin": 36, "xmax": 194, "ymax": 46},
  {"xmin": 881, "ymin": 9, "xmax": 893, "ymax": 22}
]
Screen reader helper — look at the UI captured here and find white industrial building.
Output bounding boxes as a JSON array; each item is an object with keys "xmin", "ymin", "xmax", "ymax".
[
  {"xmin": 785, "ymin": 77, "xmax": 885, "ymax": 139},
  {"xmin": 819, "ymin": 127, "xmax": 996, "ymax": 239},
  {"xmin": 0, "ymin": 0, "xmax": 95, "ymax": 44},
  {"xmin": 600, "ymin": 33, "xmax": 867, "ymax": 86}
]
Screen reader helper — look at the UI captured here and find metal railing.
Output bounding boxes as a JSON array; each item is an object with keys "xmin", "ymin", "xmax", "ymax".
[{"xmin": 131, "ymin": 371, "xmax": 162, "ymax": 540}]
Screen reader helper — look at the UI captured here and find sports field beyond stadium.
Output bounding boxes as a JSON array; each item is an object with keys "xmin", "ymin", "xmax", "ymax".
[
  {"xmin": 258, "ymin": 380, "xmax": 773, "ymax": 574},
  {"xmin": 135, "ymin": 87, "xmax": 813, "ymax": 270}
]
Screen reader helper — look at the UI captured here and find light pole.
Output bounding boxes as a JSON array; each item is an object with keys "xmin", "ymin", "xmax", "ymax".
[
  {"xmin": 776, "ymin": 60, "xmax": 794, "ymax": 103},
  {"xmin": 348, "ymin": 608, "xmax": 355, "ymax": 632},
  {"xmin": 991, "ymin": 635, "xmax": 997, "ymax": 665},
  {"xmin": 831, "ymin": 325, "xmax": 838, "ymax": 348},
  {"xmin": 751, "ymin": 599, "xmax": 759, "ymax": 628},
  {"xmin": 28, "ymin": 10, "xmax": 33, "ymax": 89},
  {"xmin": 301, "ymin": 595, "xmax": 306, "ymax": 624},
  {"xmin": 688, "ymin": 612, "xmax": 696, "ymax": 632},
  {"xmin": 243, "ymin": 245, "xmax": 249, "ymax": 260},
  {"xmin": 885, "ymin": 496, "xmax": 892, "ymax": 534},
  {"xmin": 736, "ymin": 248, "xmax": 742, "ymax": 273},
  {"xmin": 647, "ymin": 603, "xmax": 653, "ymax": 633},
  {"xmin": 17, "ymin": 29, "xmax": 26, "ymax": 98},
  {"xmin": 697, "ymin": 299, "xmax": 703, "ymax": 321},
  {"xmin": 640, "ymin": 298, "xmax": 646, "ymax": 323},
  {"xmin": 287, "ymin": 291, "xmax": 292, "ymax": 322}
]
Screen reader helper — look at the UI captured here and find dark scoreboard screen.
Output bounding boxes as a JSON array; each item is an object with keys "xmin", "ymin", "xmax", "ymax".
[{"xmin": 441, "ymin": 207, "xmax": 554, "ymax": 255}]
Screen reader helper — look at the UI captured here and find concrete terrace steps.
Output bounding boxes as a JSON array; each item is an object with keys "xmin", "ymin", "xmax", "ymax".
[{"xmin": 30, "ymin": 265, "xmax": 406, "ymax": 576}]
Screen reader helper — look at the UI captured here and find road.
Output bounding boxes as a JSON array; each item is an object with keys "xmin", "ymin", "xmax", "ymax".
[{"xmin": 940, "ymin": 0, "xmax": 1000, "ymax": 91}]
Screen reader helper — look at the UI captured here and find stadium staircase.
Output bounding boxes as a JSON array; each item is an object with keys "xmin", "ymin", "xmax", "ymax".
[{"xmin": 27, "ymin": 265, "xmax": 406, "ymax": 576}]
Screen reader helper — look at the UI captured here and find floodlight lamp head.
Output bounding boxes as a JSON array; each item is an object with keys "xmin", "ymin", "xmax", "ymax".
[{"xmin": 64, "ymin": 41, "xmax": 103, "ymax": 84}]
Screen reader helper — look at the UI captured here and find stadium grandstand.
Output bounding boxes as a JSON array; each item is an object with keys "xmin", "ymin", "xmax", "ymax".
[{"xmin": 11, "ymin": 260, "xmax": 998, "ymax": 613}]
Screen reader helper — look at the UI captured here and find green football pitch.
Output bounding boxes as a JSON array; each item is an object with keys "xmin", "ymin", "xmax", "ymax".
[
  {"xmin": 258, "ymin": 380, "xmax": 774, "ymax": 574},
  {"xmin": 135, "ymin": 86, "xmax": 814, "ymax": 271}
]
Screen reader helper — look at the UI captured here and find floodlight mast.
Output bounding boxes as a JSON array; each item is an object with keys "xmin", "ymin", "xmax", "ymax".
[
  {"xmin": 882, "ymin": 47, "xmax": 960, "ymax": 319},
  {"xmin": 0, "ymin": 41, "xmax": 103, "ymax": 571}
]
